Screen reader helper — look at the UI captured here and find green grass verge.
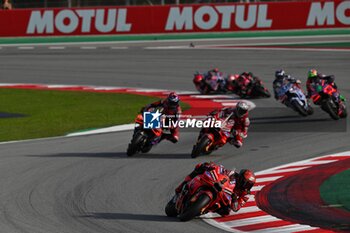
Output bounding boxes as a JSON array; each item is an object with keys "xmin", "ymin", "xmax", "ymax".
[
  {"xmin": 0, "ymin": 89, "xmax": 189, "ymax": 142},
  {"xmin": 320, "ymin": 169, "xmax": 350, "ymax": 213}
]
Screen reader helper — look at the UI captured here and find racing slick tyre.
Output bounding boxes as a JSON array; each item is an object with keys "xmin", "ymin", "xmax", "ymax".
[
  {"xmin": 126, "ymin": 132, "xmax": 146, "ymax": 156},
  {"xmin": 255, "ymin": 86, "xmax": 271, "ymax": 98},
  {"xmin": 291, "ymin": 100, "xmax": 308, "ymax": 117},
  {"xmin": 340, "ymin": 107, "xmax": 347, "ymax": 118},
  {"xmin": 178, "ymin": 194, "xmax": 211, "ymax": 222},
  {"xmin": 191, "ymin": 136, "xmax": 212, "ymax": 158},
  {"xmin": 165, "ymin": 196, "xmax": 178, "ymax": 217},
  {"xmin": 307, "ymin": 106, "xmax": 314, "ymax": 115},
  {"xmin": 141, "ymin": 144, "xmax": 152, "ymax": 153},
  {"xmin": 324, "ymin": 100, "xmax": 340, "ymax": 120}
]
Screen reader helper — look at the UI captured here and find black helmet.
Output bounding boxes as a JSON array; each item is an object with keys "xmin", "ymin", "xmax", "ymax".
[
  {"xmin": 235, "ymin": 102, "xmax": 249, "ymax": 118},
  {"xmin": 275, "ymin": 69, "xmax": 286, "ymax": 79},
  {"xmin": 237, "ymin": 169, "xmax": 256, "ymax": 191}
]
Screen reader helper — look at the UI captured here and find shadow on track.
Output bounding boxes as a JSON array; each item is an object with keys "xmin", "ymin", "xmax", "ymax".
[
  {"xmin": 81, "ymin": 212, "xmax": 177, "ymax": 222},
  {"xmin": 26, "ymin": 152, "xmax": 192, "ymax": 159}
]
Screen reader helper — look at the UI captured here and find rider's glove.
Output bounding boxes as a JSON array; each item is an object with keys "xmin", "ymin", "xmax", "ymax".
[{"xmin": 240, "ymin": 132, "xmax": 247, "ymax": 139}]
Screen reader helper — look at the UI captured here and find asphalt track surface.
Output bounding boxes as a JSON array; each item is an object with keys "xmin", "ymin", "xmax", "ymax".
[{"xmin": 0, "ymin": 37, "xmax": 350, "ymax": 233}]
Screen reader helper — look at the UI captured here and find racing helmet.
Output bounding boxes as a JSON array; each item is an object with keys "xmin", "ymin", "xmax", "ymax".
[
  {"xmin": 235, "ymin": 102, "xmax": 249, "ymax": 118},
  {"xmin": 237, "ymin": 169, "xmax": 256, "ymax": 191},
  {"xmin": 275, "ymin": 69, "xmax": 286, "ymax": 79},
  {"xmin": 166, "ymin": 92, "xmax": 179, "ymax": 109},
  {"xmin": 212, "ymin": 68, "xmax": 219, "ymax": 73},
  {"xmin": 308, "ymin": 69, "xmax": 318, "ymax": 79}
]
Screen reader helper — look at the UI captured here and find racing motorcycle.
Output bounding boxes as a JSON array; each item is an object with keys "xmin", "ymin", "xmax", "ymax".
[
  {"xmin": 165, "ymin": 165, "xmax": 235, "ymax": 221},
  {"xmin": 193, "ymin": 72, "xmax": 227, "ymax": 94},
  {"xmin": 126, "ymin": 107, "xmax": 169, "ymax": 156},
  {"xmin": 311, "ymin": 80, "xmax": 347, "ymax": 120},
  {"xmin": 226, "ymin": 74, "xmax": 271, "ymax": 98},
  {"xmin": 277, "ymin": 82, "xmax": 313, "ymax": 116},
  {"xmin": 190, "ymin": 113, "xmax": 233, "ymax": 158}
]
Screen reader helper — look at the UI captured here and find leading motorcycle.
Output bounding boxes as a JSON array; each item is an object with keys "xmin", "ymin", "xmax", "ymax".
[
  {"xmin": 193, "ymin": 72, "xmax": 226, "ymax": 94},
  {"xmin": 165, "ymin": 165, "xmax": 235, "ymax": 221}
]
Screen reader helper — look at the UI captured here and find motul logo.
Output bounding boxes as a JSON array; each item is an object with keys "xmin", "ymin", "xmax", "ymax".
[
  {"xmin": 26, "ymin": 9, "xmax": 132, "ymax": 34},
  {"xmin": 165, "ymin": 5, "xmax": 272, "ymax": 31},
  {"xmin": 307, "ymin": 1, "xmax": 350, "ymax": 26}
]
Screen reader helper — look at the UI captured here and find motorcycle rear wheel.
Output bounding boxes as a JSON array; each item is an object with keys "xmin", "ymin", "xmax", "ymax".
[
  {"xmin": 340, "ymin": 107, "xmax": 347, "ymax": 118},
  {"xmin": 191, "ymin": 136, "xmax": 212, "ymax": 158},
  {"xmin": 291, "ymin": 100, "xmax": 308, "ymax": 117},
  {"xmin": 165, "ymin": 196, "xmax": 178, "ymax": 217},
  {"xmin": 178, "ymin": 194, "xmax": 211, "ymax": 222},
  {"xmin": 323, "ymin": 100, "xmax": 340, "ymax": 120},
  {"xmin": 255, "ymin": 86, "xmax": 271, "ymax": 98}
]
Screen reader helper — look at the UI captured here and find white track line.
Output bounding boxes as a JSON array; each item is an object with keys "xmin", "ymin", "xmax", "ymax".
[
  {"xmin": 212, "ymin": 99, "xmax": 241, "ymax": 102},
  {"xmin": 251, "ymin": 185, "xmax": 265, "ymax": 192},
  {"xmin": 80, "ymin": 46, "xmax": 97, "ymax": 49},
  {"xmin": 66, "ymin": 124, "xmax": 134, "ymax": 137},
  {"xmin": 222, "ymin": 215, "xmax": 281, "ymax": 228},
  {"xmin": 222, "ymin": 103, "xmax": 238, "ymax": 106},
  {"xmin": 256, "ymin": 167, "xmax": 310, "ymax": 175},
  {"xmin": 250, "ymin": 224, "xmax": 319, "ymax": 233},
  {"xmin": 18, "ymin": 46, "xmax": 34, "ymax": 50},
  {"xmin": 48, "ymin": 46, "xmax": 65, "ymax": 50},
  {"xmin": 190, "ymin": 95, "xmax": 234, "ymax": 99},
  {"xmin": 234, "ymin": 206, "xmax": 261, "ymax": 214},
  {"xmin": 277, "ymin": 160, "xmax": 338, "ymax": 167},
  {"xmin": 256, "ymin": 176, "xmax": 283, "ymax": 183},
  {"xmin": 110, "ymin": 46, "xmax": 128, "ymax": 49}
]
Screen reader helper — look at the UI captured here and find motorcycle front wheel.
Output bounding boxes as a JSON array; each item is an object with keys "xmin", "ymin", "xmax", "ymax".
[
  {"xmin": 178, "ymin": 194, "xmax": 211, "ymax": 222},
  {"xmin": 126, "ymin": 132, "xmax": 146, "ymax": 156},
  {"xmin": 165, "ymin": 196, "xmax": 178, "ymax": 217},
  {"xmin": 191, "ymin": 136, "xmax": 212, "ymax": 158}
]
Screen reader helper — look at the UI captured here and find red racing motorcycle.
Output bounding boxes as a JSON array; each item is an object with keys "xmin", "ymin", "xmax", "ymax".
[
  {"xmin": 311, "ymin": 80, "xmax": 347, "ymax": 120},
  {"xmin": 226, "ymin": 74, "xmax": 271, "ymax": 98},
  {"xmin": 165, "ymin": 165, "xmax": 235, "ymax": 221},
  {"xmin": 126, "ymin": 107, "xmax": 169, "ymax": 156},
  {"xmin": 190, "ymin": 113, "xmax": 234, "ymax": 158}
]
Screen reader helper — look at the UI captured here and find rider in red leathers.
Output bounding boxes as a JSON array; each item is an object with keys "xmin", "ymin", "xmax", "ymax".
[
  {"xmin": 175, "ymin": 162, "xmax": 256, "ymax": 215},
  {"xmin": 232, "ymin": 72, "xmax": 255, "ymax": 97},
  {"xmin": 140, "ymin": 92, "xmax": 182, "ymax": 143},
  {"xmin": 207, "ymin": 102, "xmax": 250, "ymax": 148}
]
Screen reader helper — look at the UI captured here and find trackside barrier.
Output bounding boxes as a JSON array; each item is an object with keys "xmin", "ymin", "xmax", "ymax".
[{"xmin": 0, "ymin": 0, "xmax": 349, "ymax": 37}]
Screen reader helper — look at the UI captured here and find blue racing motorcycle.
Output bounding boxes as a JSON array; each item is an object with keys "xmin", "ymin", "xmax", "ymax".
[{"xmin": 277, "ymin": 82, "xmax": 313, "ymax": 116}]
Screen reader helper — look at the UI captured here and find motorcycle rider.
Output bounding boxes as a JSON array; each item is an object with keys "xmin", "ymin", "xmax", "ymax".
[
  {"xmin": 273, "ymin": 69, "xmax": 302, "ymax": 100},
  {"xmin": 175, "ymin": 162, "xmax": 256, "ymax": 215},
  {"xmin": 306, "ymin": 69, "xmax": 343, "ymax": 100},
  {"xmin": 205, "ymin": 102, "xmax": 250, "ymax": 148},
  {"xmin": 203, "ymin": 68, "xmax": 226, "ymax": 91},
  {"xmin": 140, "ymin": 92, "xmax": 182, "ymax": 143},
  {"xmin": 232, "ymin": 72, "xmax": 256, "ymax": 97}
]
